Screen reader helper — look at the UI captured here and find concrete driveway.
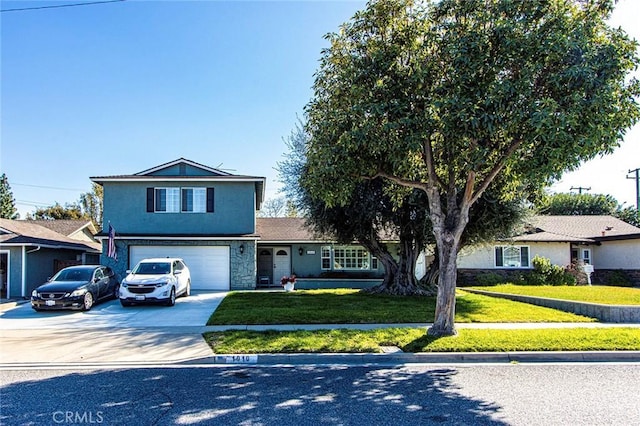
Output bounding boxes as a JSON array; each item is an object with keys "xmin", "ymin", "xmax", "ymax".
[
  {"xmin": 0, "ymin": 292, "xmax": 227, "ymax": 365},
  {"xmin": 0, "ymin": 291, "xmax": 227, "ymax": 329}
]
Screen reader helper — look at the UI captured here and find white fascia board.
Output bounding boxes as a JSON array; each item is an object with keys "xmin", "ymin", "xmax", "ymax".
[
  {"xmin": 93, "ymin": 177, "xmax": 265, "ymax": 183},
  {"xmin": 94, "ymin": 235, "xmax": 260, "ymax": 241},
  {"xmin": 1, "ymin": 242, "xmax": 100, "ymax": 252}
]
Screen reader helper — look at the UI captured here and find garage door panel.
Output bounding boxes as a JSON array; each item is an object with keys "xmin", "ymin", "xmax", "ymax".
[{"xmin": 130, "ymin": 245, "xmax": 229, "ymax": 290}]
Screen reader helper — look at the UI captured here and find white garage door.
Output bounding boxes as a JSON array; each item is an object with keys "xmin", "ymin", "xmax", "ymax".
[{"xmin": 129, "ymin": 245, "xmax": 230, "ymax": 290}]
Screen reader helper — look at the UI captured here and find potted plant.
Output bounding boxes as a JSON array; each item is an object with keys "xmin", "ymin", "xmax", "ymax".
[{"xmin": 281, "ymin": 275, "xmax": 296, "ymax": 292}]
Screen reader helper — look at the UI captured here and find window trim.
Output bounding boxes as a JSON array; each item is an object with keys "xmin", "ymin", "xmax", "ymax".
[
  {"xmin": 181, "ymin": 187, "xmax": 207, "ymax": 213},
  {"xmin": 322, "ymin": 245, "xmax": 372, "ymax": 271},
  {"xmin": 494, "ymin": 245, "xmax": 530, "ymax": 268},
  {"xmin": 147, "ymin": 187, "xmax": 214, "ymax": 213}
]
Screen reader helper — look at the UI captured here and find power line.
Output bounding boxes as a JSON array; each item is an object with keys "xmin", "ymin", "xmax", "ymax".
[
  {"xmin": 12, "ymin": 183, "xmax": 87, "ymax": 192},
  {"xmin": 1, "ymin": 0, "xmax": 125, "ymax": 13}
]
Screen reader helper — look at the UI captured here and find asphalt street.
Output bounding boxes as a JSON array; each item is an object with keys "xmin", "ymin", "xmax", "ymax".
[{"xmin": 2, "ymin": 364, "xmax": 639, "ymax": 425}]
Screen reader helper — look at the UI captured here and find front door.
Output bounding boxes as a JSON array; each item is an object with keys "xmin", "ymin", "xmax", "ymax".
[{"xmin": 273, "ymin": 248, "xmax": 291, "ymax": 284}]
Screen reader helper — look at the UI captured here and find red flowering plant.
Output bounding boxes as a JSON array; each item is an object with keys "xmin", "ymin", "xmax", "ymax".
[{"xmin": 280, "ymin": 275, "xmax": 297, "ymax": 286}]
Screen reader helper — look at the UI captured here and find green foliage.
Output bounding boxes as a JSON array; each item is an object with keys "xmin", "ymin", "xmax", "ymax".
[
  {"xmin": 29, "ymin": 202, "xmax": 86, "ymax": 221},
  {"xmin": 470, "ymin": 284, "xmax": 640, "ymax": 305},
  {"xmin": 303, "ymin": 0, "xmax": 640, "ymax": 331},
  {"xmin": 537, "ymin": 193, "xmax": 618, "ymax": 215},
  {"xmin": 0, "ymin": 174, "xmax": 19, "ymax": 219},
  {"xmin": 527, "ymin": 255, "xmax": 576, "ymax": 286},
  {"xmin": 614, "ymin": 207, "xmax": 640, "ymax": 227},
  {"xmin": 79, "ymin": 182, "xmax": 103, "ymax": 226},
  {"xmin": 474, "ymin": 272, "xmax": 509, "ymax": 287},
  {"xmin": 208, "ymin": 289, "xmax": 593, "ymax": 325},
  {"xmin": 537, "ymin": 192, "xmax": 640, "ymax": 227},
  {"xmin": 204, "ymin": 327, "xmax": 640, "ymax": 354}
]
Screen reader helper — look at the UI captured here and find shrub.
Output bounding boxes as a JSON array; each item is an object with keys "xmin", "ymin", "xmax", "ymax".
[
  {"xmin": 526, "ymin": 255, "xmax": 576, "ymax": 286},
  {"xmin": 475, "ymin": 272, "xmax": 507, "ymax": 286}
]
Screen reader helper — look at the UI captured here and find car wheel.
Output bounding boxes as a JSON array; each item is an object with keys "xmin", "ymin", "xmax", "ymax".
[
  {"xmin": 166, "ymin": 287, "xmax": 176, "ymax": 307},
  {"xmin": 184, "ymin": 280, "xmax": 191, "ymax": 297},
  {"xmin": 120, "ymin": 300, "xmax": 131, "ymax": 307},
  {"xmin": 82, "ymin": 292, "xmax": 94, "ymax": 311}
]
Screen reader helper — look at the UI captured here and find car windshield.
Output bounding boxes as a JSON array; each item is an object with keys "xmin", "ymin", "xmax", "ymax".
[
  {"xmin": 133, "ymin": 262, "xmax": 171, "ymax": 275},
  {"xmin": 53, "ymin": 269, "xmax": 92, "ymax": 282}
]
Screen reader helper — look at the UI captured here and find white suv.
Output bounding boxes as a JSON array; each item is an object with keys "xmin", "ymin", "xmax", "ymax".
[{"xmin": 119, "ymin": 258, "xmax": 191, "ymax": 307}]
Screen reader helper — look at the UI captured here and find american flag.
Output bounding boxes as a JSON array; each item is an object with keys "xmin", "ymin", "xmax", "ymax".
[{"xmin": 108, "ymin": 223, "xmax": 117, "ymax": 261}]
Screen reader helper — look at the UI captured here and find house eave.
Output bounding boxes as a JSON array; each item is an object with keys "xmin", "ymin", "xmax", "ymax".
[
  {"xmin": 91, "ymin": 176, "xmax": 265, "ymax": 183},
  {"xmin": 94, "ymin": 234, "xmax": 260, "ymax": 241}
]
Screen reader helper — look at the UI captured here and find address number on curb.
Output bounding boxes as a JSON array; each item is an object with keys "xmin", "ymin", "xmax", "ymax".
[{"xmin": 223, "ymin": 355, "xmax": 258, "ymax": 364}]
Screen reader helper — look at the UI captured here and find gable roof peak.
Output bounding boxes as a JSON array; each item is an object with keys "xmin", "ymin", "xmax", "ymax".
[{"xmin": 134, "ymin": 158, "xmax": 233, "ymax": 177}]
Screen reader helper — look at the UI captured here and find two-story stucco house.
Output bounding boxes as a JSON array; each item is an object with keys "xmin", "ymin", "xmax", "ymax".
[
  {"xmin": 92, "ymin": 158, "xmax": 389, "ymax": 291},
  {"xmin": 91, "ymin": 158, "xmax": 265, "ymax": 291}
]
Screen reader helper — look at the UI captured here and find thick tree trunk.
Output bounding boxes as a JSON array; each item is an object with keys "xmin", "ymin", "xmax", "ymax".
[
  {"xmin": 418, "ymin": 250, "xmax": 439, "ymax": 296},
  {"xmin": 363, "ymin": 240, "xmax": 431, "ymax": 296},
  {"xmin": 427, "ymin": 233, "xmax": 460, "ymax": 336}
]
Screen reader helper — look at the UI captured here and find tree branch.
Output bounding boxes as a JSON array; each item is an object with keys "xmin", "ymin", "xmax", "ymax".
[{"xmin": 470, "ymin": 139, "xmax": 523, "ymax": 205}]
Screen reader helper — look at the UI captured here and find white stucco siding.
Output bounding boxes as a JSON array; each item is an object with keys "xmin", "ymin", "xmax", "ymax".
[
  {"xmin": 592, "ymin": 240, "xmax": 640, "ymax": 269},
  {"xmin": 457, "ymin": 242, "xmax": 571, "ymax": 269}
]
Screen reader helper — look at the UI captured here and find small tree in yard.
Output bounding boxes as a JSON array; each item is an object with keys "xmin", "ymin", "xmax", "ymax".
[{"xmin": 304, "ymin": 0, "xmax": 640, "ymax": 336}]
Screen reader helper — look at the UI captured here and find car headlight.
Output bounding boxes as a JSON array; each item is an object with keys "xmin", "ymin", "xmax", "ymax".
[
  {"xmin": 155, "ymin": 280, "xmax": 170, "ymax": 288},
  {"xmin": 69, "ymin": 288, "xmax": 87, "ymax": 297},
  {"xmin": 121, "ymin": 282, "xmax": 128, "ymax": 288},
  {"xmin": 31, "ymin": 290, "xmax": 39, "ymax": 298}
]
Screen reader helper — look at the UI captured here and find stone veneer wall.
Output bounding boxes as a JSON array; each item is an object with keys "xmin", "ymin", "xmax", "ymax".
[
  {"xmin": 458, "ymin": 268, "xmax": 640, "ymax": 287},
  {"xmin": 592, "ymin": 269, "xmax": 640, "ymax": 287}
]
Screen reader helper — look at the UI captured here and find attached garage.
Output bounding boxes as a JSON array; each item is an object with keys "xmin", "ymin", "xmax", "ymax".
[{"xmin": 129, "ymin": 245, "xmax": 230, "ymax": 290}]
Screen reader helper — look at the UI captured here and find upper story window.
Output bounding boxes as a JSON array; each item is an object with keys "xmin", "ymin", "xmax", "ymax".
[
  {"xmin": 155, "ymin": 188, "xmax": 180, "ymax": 212},
  {"xmin": 181, "ymin": 188, "xmax": 206, "ymax": 212},
  {"xmin": 495, "ymin": 245, "xmax": 530, "ymax": 268},
  {"xmin": 147, "ymin": 187, "xmax": 214, "ymax": 213}
]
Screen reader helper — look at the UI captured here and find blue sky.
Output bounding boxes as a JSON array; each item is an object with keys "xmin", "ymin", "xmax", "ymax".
[{"xmin": 2, "ymin": 0, "xmax": 639, "ymax": 219}]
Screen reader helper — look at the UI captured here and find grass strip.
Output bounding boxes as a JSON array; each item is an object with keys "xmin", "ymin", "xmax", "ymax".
[
  {"xmin": 208, "ymin": 289, "xmax": 594, "ymax": 325},
  {"xmin": 469, "ymin": 285, "xmax": 640, "ymax": 305},
  {"xmin": 204, "ymin": 327, "xmax": 640, "ymax": 354}
]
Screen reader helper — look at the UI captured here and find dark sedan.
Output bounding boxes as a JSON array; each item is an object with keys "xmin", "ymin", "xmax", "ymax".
[{"xmin": 31, "ymin": 265, "xmax": 119, "ymax": 312}]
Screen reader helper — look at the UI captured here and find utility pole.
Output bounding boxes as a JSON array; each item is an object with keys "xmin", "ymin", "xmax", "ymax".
[
  {"xmin": 570, "ymin": 186, "xmax": 591, "ymax": 194},
  {"xmin": 628, "ymin": 168, "xmax": 640, "ymax": 210}
]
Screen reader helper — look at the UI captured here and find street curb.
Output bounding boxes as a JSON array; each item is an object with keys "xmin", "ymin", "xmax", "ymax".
[
  {"xmin": 203, "ymin": 350, "xmax": 640, "ymax": 366},
  {"xmin": 0, "ymin": 299, "xmax": 29, "ymax": 313}
]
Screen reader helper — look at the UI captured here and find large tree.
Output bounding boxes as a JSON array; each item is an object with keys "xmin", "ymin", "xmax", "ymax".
[
  {"xmin": 0, "ymin": 174, "xmax": 19, "ymax": 219},
  {"xmin": 538, "ymin": 192, "xmax": 640, "ymax": 226},
  {"xmin": 304, "ymin": 0, "xmax": 640, "ymax": 335}
]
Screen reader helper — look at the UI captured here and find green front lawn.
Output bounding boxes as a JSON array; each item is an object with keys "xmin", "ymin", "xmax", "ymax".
[
  {"xmin": 208, "ymin": 289, "xmax": 595, "ymax": 325},
  {"xmin": 469, "ymin": 284, "xmax": 640, "ymax": 305},
  {"xmin": 204, "ymin": 327, "xmax": 640, "ymax": 354}
]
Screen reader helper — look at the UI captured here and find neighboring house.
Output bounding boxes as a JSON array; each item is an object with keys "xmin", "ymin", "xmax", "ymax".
[
  {"xmin": 92, "ymin": 158, "xmax": 390, "ymax": 291},
  {"xmin": 0, "ymin": 219, "xmax": 101, "ymax": 298},
  {"xmin": 32, "ymin": 220, "xmax": 99, "ymax": 244},
  {"xmin": 457, "ymin": 215, "xmax": 640, "ymax": 285}
]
